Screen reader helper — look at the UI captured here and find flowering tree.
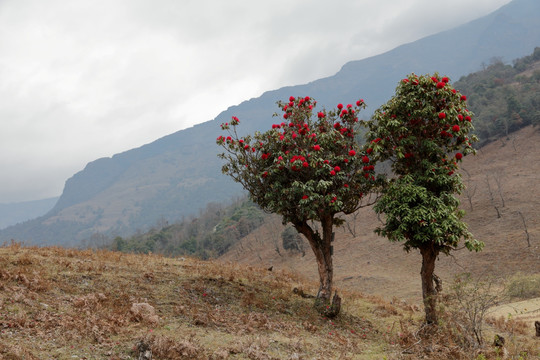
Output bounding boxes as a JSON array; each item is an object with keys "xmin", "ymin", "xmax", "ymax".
[
  {"xmin": 366, "ymin": 74, "xmax": 484, "ymax": 324},
  {"xmin": 217, "ymin": 96, "xmax": 380, "ymax": 316}
]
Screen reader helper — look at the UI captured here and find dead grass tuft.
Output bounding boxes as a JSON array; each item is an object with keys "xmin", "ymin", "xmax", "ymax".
[{"xmin": 136, "ymin": 333, "xmax": 205, "ymax": 359}]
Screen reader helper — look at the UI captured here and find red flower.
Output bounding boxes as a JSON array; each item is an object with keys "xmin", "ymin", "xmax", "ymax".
[
  {"xmin": 465, "ymin": 116, "xmax": 471, "ymax": 122},
  {"xmin": 289, "ymin": 96, "xmax": 295, "ymax": 102},
  {"xmin": 452, "ymin": 125, "xmax": 460, "ymax": 132},
  {"xmin": 404, "ymin": 153, "xmax": 413, "ymax": 159},
  {"xmin": 362, "ymin": 156, "xmax": 369, "ymax": 163},
  {"xmin": 324, "ymin": 159, "xmax": 329, "ymax": 164},
  {"xmin": 431, "ymin": 76, "xmax": 438, "ymax": 82},
  {"xmin": 436, "ymin": 82, "xmax": 445, "ymax": 89},
  {"xmin": 304, "ymin": 96, "xmax": 310, "ymax": 101},
  {"xmin": 302, "ymin": 195, "xmax": 309, "ymax": 199},
  {"xmin": 317, "ymin": 112, "xmax": 325, "ymax": 118},
  {"xmin": 402, "ymin": 78, "xmax": 409, "ymax": 83},
  {"xmin": 337, "ymin": 103, "xmax": 343, "ymax": 110},
  {"xmin": 348, "ymin": 149, "xmax": 356, "ymax": 156},
  {"xmin": 262, "ymin": 153, "xmax": 269, "ymax": 160},
  {"xmin": 438, "ymin": 112, "xmax": 446, "ymax": 119},
  {"xmin": 442, "ymin": 77, "xmax": 449, "ymax": 83},
  {"xmin": 302, "ymin": 161, "xmax": 309, "ymax": 168},
  {"xmin": 244, "ymin": 145, "xmax": 250, "ymax": 150},
  {"xmin": 262, "ymin": 171, "xmax": 268, "ymax": 177},
  {"xmin": 334, "ymin": 166, "xmax": 341, "ymax": 172},
  {"xmin": 283, "ymin": 113, "xmax": 288, "ymax": 119},
  {"xmin": 366, "ymin": 148, "xmax": 373, "ymax": 154},
  {"xmin": 313, "ymin": 144, "xmax": 321, "ymax": 151},
  {"xmin": 356, "ymin": 99, "xmax": 364, "ymax": 106},
  {"xmin": 455, "ymin": 153, "xmax": 463, "ymax": 160},
  {"xmin": 460, "ymin": 95, "xmax": 467, "ymax": 101},
  {"xmin": 458, "ymin": 114, "xmax": 464, "ymax": 121},
  {"xmin": 330, "ymin": 170, "xmax": 336, "ymax": 176},
  {"xmin": 343, "ymin": 184, "xmax": 349, "ymax": 188}
]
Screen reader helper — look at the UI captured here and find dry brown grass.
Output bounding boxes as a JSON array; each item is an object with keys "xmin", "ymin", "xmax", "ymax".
[
  {"xmin": 0, "ymin": 243, "xmax": 413, "ymax": 359},
  {"xmin": 1, "ymin": 246, "xmax": 536, "ymax": 359}
]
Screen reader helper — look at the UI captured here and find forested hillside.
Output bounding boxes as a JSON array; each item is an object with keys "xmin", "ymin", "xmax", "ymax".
[{"xmin": 455, "ymin": 47, "xmax": 540, "ymax": 145}]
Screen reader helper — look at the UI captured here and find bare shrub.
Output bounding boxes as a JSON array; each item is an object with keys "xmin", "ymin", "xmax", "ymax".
[{"xmin": 446, "ymin": 273, "xmax": 505, "ymax": 347}]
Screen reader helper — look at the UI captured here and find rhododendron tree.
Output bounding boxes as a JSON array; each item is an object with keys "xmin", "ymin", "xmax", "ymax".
[
  {"xmin": 217, "ymin": 96, "xmax": 381, "ymax": 316},
  {"xmin": 366, "ymin": 73, "xmax": 484, "ymax": 324}
]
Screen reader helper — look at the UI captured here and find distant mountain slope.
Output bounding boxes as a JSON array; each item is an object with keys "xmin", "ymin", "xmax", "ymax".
[
  {"xmin": 0, "ymin": 197, "xmax": 58, "ymax": 230},
  {"xmin": 2, "ymin": 0, "xmax": 539, "ymax": 246}
]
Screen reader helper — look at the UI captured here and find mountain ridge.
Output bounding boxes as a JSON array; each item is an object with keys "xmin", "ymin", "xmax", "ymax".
[{"xmin": 2, "ymin": 0, "xmax": 539, "ymax": 245}]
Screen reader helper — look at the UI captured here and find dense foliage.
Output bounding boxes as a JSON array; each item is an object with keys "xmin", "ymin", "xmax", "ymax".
[
  {"xmin": 366, "ymin": 73, "xmax": 483, "ymax": 323},
  {"xmin": 217, "ymin": 97, "xmax": 378, "ymax": 223},
  {"xmin": 455, "ymin": 47, "xmax": 540, "ymax": 146}
]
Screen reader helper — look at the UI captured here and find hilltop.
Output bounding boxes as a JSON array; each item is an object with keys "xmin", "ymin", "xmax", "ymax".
[{"xmin": 0, "ymin": 243, "xmax": 537, "ymax": 359}]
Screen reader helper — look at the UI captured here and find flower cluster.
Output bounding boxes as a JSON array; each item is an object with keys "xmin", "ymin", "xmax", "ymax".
[
  {"xmin": 366, "ymin": 73, "xmax": 477, "ymax": 179},
  {"xmin": 217, "ymin": 96, "xmax": 378, "ymax": 221}
]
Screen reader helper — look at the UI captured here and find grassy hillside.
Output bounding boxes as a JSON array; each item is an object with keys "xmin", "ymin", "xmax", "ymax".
[{"xmin": 0, "ymin": 243, "xmax": 537, "ymax": 359}]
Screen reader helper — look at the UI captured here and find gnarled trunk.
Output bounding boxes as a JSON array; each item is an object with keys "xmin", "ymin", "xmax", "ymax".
[
  {"xmin": 293, "ymin": 215, "xmax": 340, "ymax": 317},
  {"xmin": 420, "ymin": 244, "xmax": 440, "ymax": 324}
]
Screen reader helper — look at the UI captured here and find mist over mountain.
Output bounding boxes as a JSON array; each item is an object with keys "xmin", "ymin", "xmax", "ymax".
[
  {"xmin": 1, "ymin": 0, "xmax": 539, "ymax": 246},
  {"xmin": 0, "ymin": 197, "xmax": 58, "ymax": 231}
]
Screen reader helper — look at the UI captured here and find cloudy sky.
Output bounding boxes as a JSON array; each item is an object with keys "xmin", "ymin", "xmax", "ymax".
[{"xmin": 0, "ymin": 0, "xmax": 512, "ymax": 203}]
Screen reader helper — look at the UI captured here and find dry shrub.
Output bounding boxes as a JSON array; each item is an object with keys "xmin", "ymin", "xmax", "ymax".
[
  {"xmin": 228, "ymin": 336, "xmax": 272, "ymax": 360},
  {"xmin": 373, "ymin": 303, "xmax": 399, "ymax": 317},
  {"xmin": 136, "ymin": 334, "xmax": 205, "ymax": 359},
  {"xmin": 129, "ymin": 302, "xmax": 159, "ymax": 325},
  {"xmin": 396, "ymin": 321, "xmax": 469, "ymax": 359},
  {"xmin": 0, "ymin": 343, "xmax": 40, "ymax": 360},
  {"xmin": 241, "ymin": 291, "xmax": 266, "ymax": 309},
  {"xmin": 13, "ymin": 252, "xmax": 34, "ymax": 266},
  {"xmin": 486, "ymin": 315, "xmax": 530, "ymax": 336},
  {"xmin": 72, "ymin": 292, "xmax": 107, "ymax": 309}
]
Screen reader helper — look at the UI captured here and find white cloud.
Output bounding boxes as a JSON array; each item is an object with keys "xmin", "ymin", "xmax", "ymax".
[{"xmin": 0, "ymin": 0, "xmax": 511, "ymax": 202}]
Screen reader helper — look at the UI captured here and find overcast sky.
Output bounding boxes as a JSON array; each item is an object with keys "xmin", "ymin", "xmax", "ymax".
[{"xmin": 0, "ymin": 0, "xmax": 512, "ymax": 203}]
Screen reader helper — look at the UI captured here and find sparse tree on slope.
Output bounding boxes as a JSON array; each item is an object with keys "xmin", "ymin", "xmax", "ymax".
[
  {"xmin": 366, "ymin": 74, "xmax": 484, "ymax": 324},
  {"xmin": 217, "ymin": 96, "xmax": 381, "ymax": 316}
]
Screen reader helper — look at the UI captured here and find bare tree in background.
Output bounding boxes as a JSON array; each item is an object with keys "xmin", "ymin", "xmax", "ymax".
[
  {"xmin": 517, "ymin": 211, "xmax": 531, "ymax": 248},
  {"xmin": 485, "ymin": 174, "xmax": 501, "ymax": 218},
  {"xmin": 492, "ymin": 171, "xmax": 506, "ymax": 208},
  {"xmin": 461, "ymin": 168, "xmax": 477, "ymax": 212}
]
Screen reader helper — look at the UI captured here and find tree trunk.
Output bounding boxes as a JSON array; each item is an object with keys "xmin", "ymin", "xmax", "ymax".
[
  {"xmin": 420, "ymin": 244, "xmax": 440, "ymax": 324},
  {"xmin": 293, "ymin": 216, "xmax": 340, "ymax": 317}
]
